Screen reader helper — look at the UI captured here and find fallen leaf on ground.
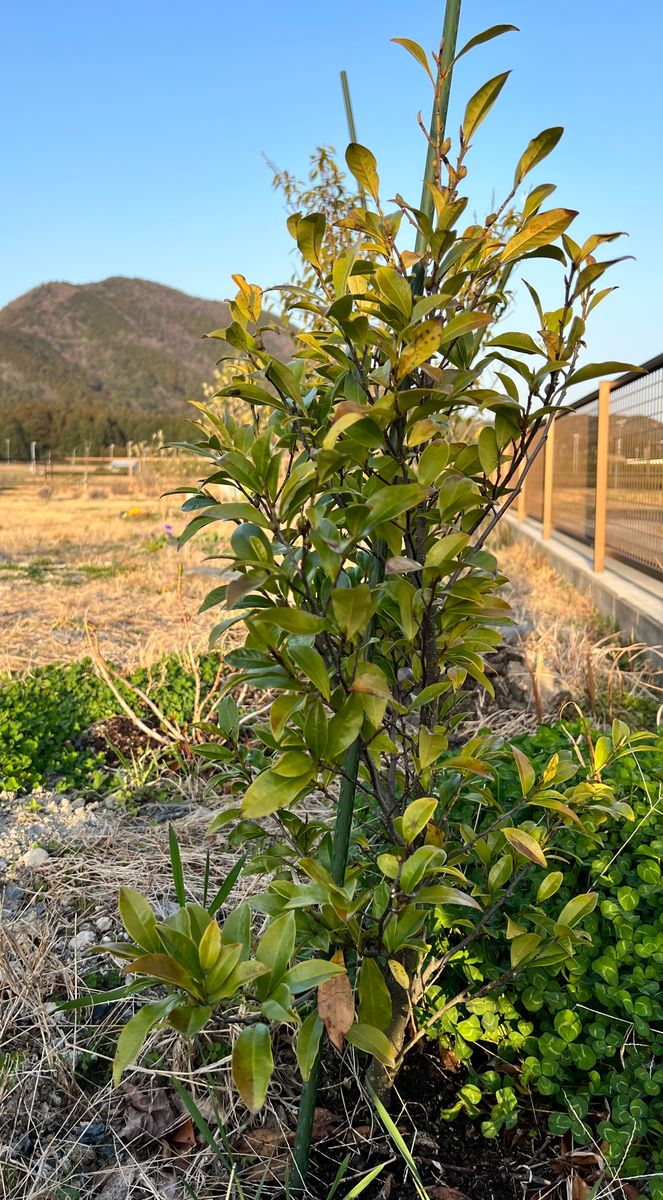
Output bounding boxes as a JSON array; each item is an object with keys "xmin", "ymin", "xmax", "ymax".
[
  {"xmin": 167, "ymin": 1116, "xmax": 196, "ymax": 1152},
  {"xmin": 117, "ymin": 1084, "xmax": 182, "ymax": 1142}
]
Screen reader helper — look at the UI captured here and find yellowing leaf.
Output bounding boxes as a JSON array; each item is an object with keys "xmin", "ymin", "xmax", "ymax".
[
  {"xmin": 513, "ymin": 127, "xmax": 563, "ymax": 187},
  {"xmin": 391, "ymin": 37, "xmax": 434, "ymax": 81},
  {"xmin": 512, "ymin": 745, "xmax": 536, "ymax": 796},
  {"xmin": 502, "ymin": 826, "xmax": 547, "ymax": 867},
  {"xmin": 396, "ymin": 321, "xmax": 442, "ymax": 380},
  {"xmin": 510, "ymin": 932, "xmax": 542, "ymax": 968},
  {"xmin": 198, "ymin": 920, "xmax": 221, "ymax": 972},
  {"xmin": 462, "ymin": 72, "xmax": 510, "ymax": 143},
  {"xmin": 402, "ymin": 796, "xmax": 438, "ymax": 843},
  {"xmin": 122, "ymin": 953, "xmax": 194, "ymax": 992},
  {"xmin": 501, "ymin": 209, "xmax": 578, "ymax": 262},
  {"xmin": 388, "ymin": 959, "xmax": 410, "ymax": 990},
  {"xmin": 345, "ymin": 143, "xmax": 380, "ymax": 201}
]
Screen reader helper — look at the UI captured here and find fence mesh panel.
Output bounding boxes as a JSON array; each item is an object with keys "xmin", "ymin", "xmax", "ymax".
[
  {"xmin": 524, "ymin": 434, "xmax": 545, "ymax": 522},
  {"xmin": 521, "ymin": 364, "xmax": 663, "ymax": 582},
  {"xmin": 551, "ymin": 402, "xmax": 598, "ymax": 544},
  {"xmin": 606, "ymin": 367, "xmax": 663, "ymax": 576}
]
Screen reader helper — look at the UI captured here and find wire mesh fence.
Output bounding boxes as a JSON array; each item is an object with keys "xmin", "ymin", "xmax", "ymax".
[
  {"xmin": 606, "ymin": 366, "xmax": 663, "ymax": 576},
  {"xmin": 522, "ymin": 356, "xmax": 663, "ymax": 581}
]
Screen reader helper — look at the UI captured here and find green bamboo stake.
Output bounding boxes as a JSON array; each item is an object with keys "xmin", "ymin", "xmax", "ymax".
[
  {"xmin": 414, "ymin": 0, "xmax": 463, "ymax": 256},
  {"xmin": 294, "ymin": 21, "xmax": 463, "ymax": 1179}
]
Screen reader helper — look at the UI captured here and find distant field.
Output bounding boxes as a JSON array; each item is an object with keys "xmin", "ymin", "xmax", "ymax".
[{"xmin": 0, "ymin": 461, "xmax": 231, "ymax": 673}]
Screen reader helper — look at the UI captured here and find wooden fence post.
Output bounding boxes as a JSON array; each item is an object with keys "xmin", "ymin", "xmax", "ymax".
[
  {"xmin": 593, "ymin": 380, "xmax": 612, "ymax": 573},
  {"xmin": 543, "ymin": 416, "xmax": 556, "ymax": 540}
]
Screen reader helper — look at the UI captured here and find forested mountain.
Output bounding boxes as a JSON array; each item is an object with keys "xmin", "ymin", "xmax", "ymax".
[{"xmin": 0, "ymin": 276, "xmax": 287, "ymax": 455}]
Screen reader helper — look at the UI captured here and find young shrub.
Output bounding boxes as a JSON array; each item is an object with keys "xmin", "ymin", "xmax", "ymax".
[{"xmin": 98, "ymin": 24, "xmax": 649, "ymax": 1177}]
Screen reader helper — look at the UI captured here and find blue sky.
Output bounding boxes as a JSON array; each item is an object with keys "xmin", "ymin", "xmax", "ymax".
[{"xmin": 2, "ymin": 1, "xmax": 662, "ymax": 367}]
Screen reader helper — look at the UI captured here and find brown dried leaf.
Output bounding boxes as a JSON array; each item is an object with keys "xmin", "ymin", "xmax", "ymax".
[
  {"xmin": 428, "ymin": 1188, "xmax": 471, "ymax": 1200},
  {"xmin": 439, "ymin": 1045, "xmax": 461, "ymax": 1071},
  {"xmin": 311, "ymin": 1107, "xmax": 339, "ymax": 1138},
  {"xmin": 234, "ymin": 1127, "xmax": 294, "ymax": 1157},
  {"xmin": 168, "ymin": 1117, "xmax": 196, "ymax": 1152},
  {"xmin": 117, "ymin": 1084, "xmax": 181, "ymax": 1142},
  {"xmin": 571, "ymin": 1173, "xmax": 590, "ymax": 1200},
  {"xmin": 317, "ymin": 954, "xmax": 355, "ymax": 1051}
]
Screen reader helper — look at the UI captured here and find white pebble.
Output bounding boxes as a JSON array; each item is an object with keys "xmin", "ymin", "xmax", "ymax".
[
  {"xmin": 68, "ymin": 930, "xmax": 96, "ymax": 953},
  {"xmin": 21, "ymin": 847, "xmax": 50, "ymax": 869}
]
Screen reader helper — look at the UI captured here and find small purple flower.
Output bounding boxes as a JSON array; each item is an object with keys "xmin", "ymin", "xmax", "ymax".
[{"xmin": 164, "ymin": 523, "xmax": 175, "ymax": 539}]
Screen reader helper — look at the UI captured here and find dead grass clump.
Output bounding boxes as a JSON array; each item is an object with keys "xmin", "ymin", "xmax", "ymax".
[{"xmin": 499, "ymin": 542, "xmax": 663, "ymax": 723}]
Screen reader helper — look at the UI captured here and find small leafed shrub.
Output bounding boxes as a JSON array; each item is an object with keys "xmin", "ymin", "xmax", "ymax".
[{"xmin": 432, "ymin": 719, "xmax": 663, "ymax": 1173}]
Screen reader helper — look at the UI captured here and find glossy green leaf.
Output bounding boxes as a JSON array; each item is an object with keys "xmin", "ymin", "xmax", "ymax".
[
  {"xmin": 255, "ymin": 911, "xmax": 296, "ymax": 999},
  {"xmin": 251, "ymin": 608, "xmax": 327, "ymax": 634},
  {"xmin": 345, "ymin": 1022, "xmax": 396, "ymax": 1065},
  {"xmin": 285, "ymin": 959, "xmax": 346, "ymax": 993},
  {"xmin": 232, "ymin": 1023, "xmax": 274, "ymax": 1112},
  {"xmin": 331, "ymin": 584, "xmax": 374, "ymax": 640},
  {"xmin": 296, "ymin": 1011, "xmax": 324, "ymax": 1082},
  {"xmin": 456, "ymin": 24, "xmax": 518, "ymax": 60},
  {"xmin": 113, "ymin": 998, "xmax": 177, "ymax": 1085},
  {"xmin": 556, "ymin": 892, "xmax": 598, "ymax": 929},
  {"xmin": 242, "ymin": 763, "xmax": 315, "ymax": 818},
  {"xmin": 358, "ymin": 958, "xmax": 392, "ymax": 1032},
  {"xmin": 566, "ymin": 361, "xmax": 637, "ymax": 386},
  {"xmin": 510, "ymin": 933, "xmax": 542, "ymax": 968},
  {"xmin": 536, "ymin": 871, "xmax": 564, "ymax": 902},
  {"xmin": 118, "ymin": 887, "xmax": 161, "ymax": 953},
  {"xmin": 290, "ymin": 644, "xmax": 332, "ymax": 700}
]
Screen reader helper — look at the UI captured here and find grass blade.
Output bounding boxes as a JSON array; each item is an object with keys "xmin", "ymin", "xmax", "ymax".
[
  {"xmin": 168, "ymin": 823, "xmax": 186, "ymax": 906},
  {"xmin": 367, "ymin": 1083, "xmax": 429, "ymax": 1200},
  {"xmin": 325, "ymin": 1154, "xmax": 351, "ymax": 1199},
  {"xmin": 208, "ymin": 854, "xmax": 246, "ymax": 916},
  {"xmin": 170, "ymin": 1076, "xmax": 229, "ymax": 1168},
  {"xmin": 203, "ymin": 849, "xmax": 211, "ymax": 908},
  {"xmin": 340, "ymin": 1162, "xmax": 387, "ymax": 1198}
]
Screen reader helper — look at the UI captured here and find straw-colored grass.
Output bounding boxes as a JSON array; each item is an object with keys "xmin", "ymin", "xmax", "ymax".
[{"xmin": 0, "ymin": 478, "xmax": 232, "ymax": 674}]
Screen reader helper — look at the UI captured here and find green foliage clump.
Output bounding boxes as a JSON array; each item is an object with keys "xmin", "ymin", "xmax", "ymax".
[
  {"xmin": 432, "ymin": 720, "xmax": 663, "ymax": 1172},
  {"xmin": 0, "ymin": 661, "xmax": 114, "ymax": 794},
  {"xmin": 0, "ymin": 653, "xmax": 223, "ymax": 794}
]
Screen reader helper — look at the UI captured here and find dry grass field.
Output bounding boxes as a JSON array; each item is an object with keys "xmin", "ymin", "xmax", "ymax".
[{"xmin": 0, "ymin": 463, "xmax": 230, "ymax": 674}]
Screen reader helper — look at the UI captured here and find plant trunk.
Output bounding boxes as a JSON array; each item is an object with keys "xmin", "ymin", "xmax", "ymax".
[{"xmin": 365, "ymin": 951, "xmax": 416, "ymax": 1100}]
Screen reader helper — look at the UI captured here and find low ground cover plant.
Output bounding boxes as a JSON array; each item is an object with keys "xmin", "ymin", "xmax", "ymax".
[
  {"xmin": 431, "ymin": 718, "xmax": 663, "ymax": 1178},
  {"xmin": 0, "ymin": 652, "xmax": 225, "ymax": 793}
]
